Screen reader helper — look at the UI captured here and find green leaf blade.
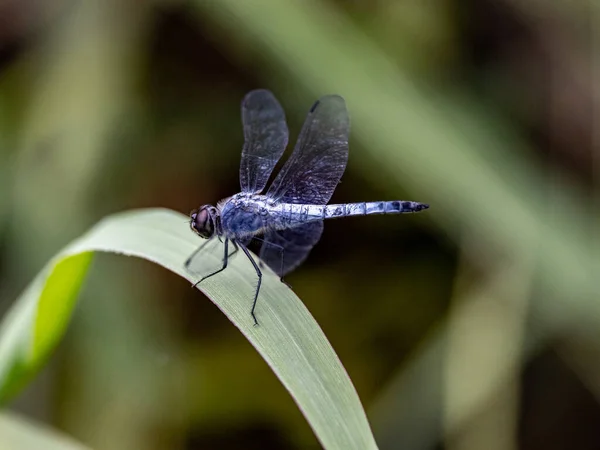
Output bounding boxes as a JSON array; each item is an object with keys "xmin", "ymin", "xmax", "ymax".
[{"xmin": 0, "ymin": 208, "xmax": 378, "ymax": 450}]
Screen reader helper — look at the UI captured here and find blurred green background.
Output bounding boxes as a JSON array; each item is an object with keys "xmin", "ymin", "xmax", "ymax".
[{"xmin": 0, "ymin": 0, "xmax": 596, "ymax": 449}]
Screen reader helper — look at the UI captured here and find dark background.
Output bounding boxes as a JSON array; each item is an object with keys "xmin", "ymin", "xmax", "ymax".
[{"xmin": 0, "ymin": 1, "xmax": 596, "ymax": 449}]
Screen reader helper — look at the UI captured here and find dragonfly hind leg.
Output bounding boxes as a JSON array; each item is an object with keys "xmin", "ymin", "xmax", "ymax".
[
  {"xmin": 255, "ymin": 237, "xmax": 292, "ymax": 288},
  {"xmin": 239, "ymin": 243, "xmax": 262, "ymax": 326},
  {"xmin": 228, "ymin": 240, "xmax": 239, "ymax": 258},
  {"xmin": 192, "ymin": 238, "xmax": 230, "ymax": 289}
]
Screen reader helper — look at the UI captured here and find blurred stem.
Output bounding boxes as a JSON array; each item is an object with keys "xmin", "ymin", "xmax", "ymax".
[
  {"xmin": 368, "ymin": 323, "xmax": 445, "ymax": 449},
  {"xmin": 443, "ymin": 241, "xmax": 534, "ymax": 450},
  {"xmin": 6, "ymin": 0, "xmax": 155, "ymax": 440},
  {"xmin": 369, "ymin": 248, "xmax": 535, "ymax": 450},
  {"xmin": 10, "ymin": 0, "xmax": 148, "ymax": 267}
]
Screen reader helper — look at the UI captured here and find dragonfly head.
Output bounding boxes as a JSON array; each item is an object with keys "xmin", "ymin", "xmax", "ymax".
[{"xmin": 190, "ymin": 205, "xmax": 218, "ymax": 239}]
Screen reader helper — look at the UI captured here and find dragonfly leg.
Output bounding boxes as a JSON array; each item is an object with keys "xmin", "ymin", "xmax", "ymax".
[
  {"xmin": 192, "ymin": 238, "xmax": 229, "ymax": 288},
  {"xmin": 253, "ymin": 236, "xmax": 292, "ymax": 288},
  {"xmin": 228, "ymin": 240, "xmax": 239, "ymax": 258},
  {"xmin": 184, "ymin": 236, "xmax": 215, "ymax": 268},
  {"xmin": 239, "ymin": 243, "xmax": 262, "ymax": 326},
  {"xmin": 265, "ymin": 242, "xmax": 292, "ymax": 288}
]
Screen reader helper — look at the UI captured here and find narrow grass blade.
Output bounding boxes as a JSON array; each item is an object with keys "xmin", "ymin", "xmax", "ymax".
[{"xmin": 0, "ymin": 208, "xmax": 378, "ymax": 450}]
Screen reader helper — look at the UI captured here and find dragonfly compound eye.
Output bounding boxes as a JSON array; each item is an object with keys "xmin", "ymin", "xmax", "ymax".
[{"xmin": 190, "ymin": 206, "xmax": 214, "ymax": 238}]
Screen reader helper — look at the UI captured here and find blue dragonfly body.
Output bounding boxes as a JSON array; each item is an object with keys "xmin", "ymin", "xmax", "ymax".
[{"xmin": 186, "ymin": 90, "xmax": 428, "ymax": 325}]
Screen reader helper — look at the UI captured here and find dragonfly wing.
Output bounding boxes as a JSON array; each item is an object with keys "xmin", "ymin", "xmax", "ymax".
[
  {"xmin": 239, "ymin": 89, "xmax": 289, "ymax": 193},
  {"xmin": 266, "ymin": 95, "xmax": 349, "ymax": 204},
  {"xmin": 260, "ymin": 221, "xmax": 324, "ymax": 277},
  {"xmin": 261, "ymin": 95, "xmax": 348, "ymax": 275}
]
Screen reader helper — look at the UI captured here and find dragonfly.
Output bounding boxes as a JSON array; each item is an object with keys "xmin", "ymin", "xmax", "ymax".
[{"xmin": 185, "ymin": 89, "xmax": 429, "ymax": 325}]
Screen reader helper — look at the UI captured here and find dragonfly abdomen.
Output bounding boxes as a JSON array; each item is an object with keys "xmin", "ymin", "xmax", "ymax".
[
  {"xmin": 270, "ymin": 200, "xmax": 429, "ymax": 228},
  {"xmin": 323, "ymin": 201, "xmax": 428, "ymax": 218}
]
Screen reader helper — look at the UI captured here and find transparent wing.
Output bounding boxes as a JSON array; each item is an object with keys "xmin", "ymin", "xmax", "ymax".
[
  {"xmin": 260, "ymin": 222, "xmax": 324, "ymax": 277},
  {"xmin": 266, "ymin": 95, "xmax": 349, "ymax": 204},
  {"xmin": 259, "ymin": 95, "xmax": 348, "ymax": 273},
  {"xmin": 239, "ymin": 89, "xmax": 289, "ymax": 193}
]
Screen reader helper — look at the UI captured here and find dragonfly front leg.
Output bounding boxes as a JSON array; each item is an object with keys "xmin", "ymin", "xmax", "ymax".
[
  {"xmin": 192, "ymin": 238, "xmax": 230, "ymax": 288},
  {"xmin": 185, "ymin": 236, "xmax": 215, "ymax": 268}
]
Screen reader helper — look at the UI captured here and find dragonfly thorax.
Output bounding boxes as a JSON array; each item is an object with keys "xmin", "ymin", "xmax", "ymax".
[
  {"xmin": 219, "ymin": 193, "xmax": 272, "ymax": 239},
  {"xmin": 190, "ymin": 205, "xmax": 219, "ymax": 239}
]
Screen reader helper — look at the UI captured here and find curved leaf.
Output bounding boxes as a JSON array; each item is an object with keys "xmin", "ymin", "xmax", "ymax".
[{"xmin": 0, "ymin": 208, "xmax": 378, "ymax": 450}]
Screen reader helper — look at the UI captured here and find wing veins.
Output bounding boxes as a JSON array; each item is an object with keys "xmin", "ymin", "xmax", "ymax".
[{"xmin": 239, "ymin": 89, "xmax": 289, "ymax": 193}]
